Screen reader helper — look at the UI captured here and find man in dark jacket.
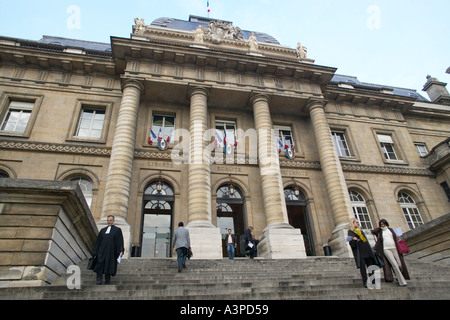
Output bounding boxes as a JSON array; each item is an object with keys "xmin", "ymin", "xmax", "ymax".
[{"xmin": 93, "ymin": 215, "xmax": 124, "ymax": 285}]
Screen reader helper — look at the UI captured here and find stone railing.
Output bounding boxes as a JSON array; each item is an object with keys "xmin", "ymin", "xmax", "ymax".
[
  {"xmin": 0, "ymin": 179, "xmax": 98, "ymax": 287},
  {"xmin": 402, "ymin": 213, "xmax": 450, "ymax": 265}
]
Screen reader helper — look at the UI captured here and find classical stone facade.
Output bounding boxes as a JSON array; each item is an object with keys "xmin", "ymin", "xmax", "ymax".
[{"xmin": 0, "ymin": 15, "xmax": 449, "ymax": 262}]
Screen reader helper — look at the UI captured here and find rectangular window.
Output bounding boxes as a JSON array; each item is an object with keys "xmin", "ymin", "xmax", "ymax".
[
  {"xmin": 150, "ymin": 115, "xmax": 175, "ymax": 144},
  {"xmin": 414, "ymin": 143, "xmax": 428, "ymax": 157},
  {"xmin": 331, "ymin": 131, "xmax": 351, "ymax": 157},
  {"xmin": 215, "ymin": 120, "xmax": 236, "ymax": 148},
  {"xmin": 1, "ymin": 101, "xmax": 34, "ymax": 133},
  {"xmin": 76, "ymin": 108, "xmax": 105, "ymax": 139},
  {"xmin": 274, "ymin": 125, "xmax": 295, "ymax": 151},
  {"xmin": 377, "ymin": 134, "xmax": 398, "ymax": 160}
]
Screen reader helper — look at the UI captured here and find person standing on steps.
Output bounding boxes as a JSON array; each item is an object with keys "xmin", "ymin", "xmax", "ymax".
[
  {"xmin": 371, "ymin": 219, "xmax": 409, "ymax": 286},
  {"xmin": 92, "ymin": 215, "xmax": 124, "ymax": 285},
  {"xmin": 244, "ymin": 226, "xmax": 258, "ymax": 259},
  {"xmin": 348, "ymin": 218, "xmax": 377, "ymax": 288},
  {"xmin": 172, "ymin": 222, "xmax": 191, "ymax": 272},
  {"xmin": 224, "ymin": 228, "xmax": 236, "ymax": 259}
]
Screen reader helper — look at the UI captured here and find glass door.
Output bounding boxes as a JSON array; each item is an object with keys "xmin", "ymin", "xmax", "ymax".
[{"xmin": 141, "ymin": 213, "xmax": 172, "ymax": 258}]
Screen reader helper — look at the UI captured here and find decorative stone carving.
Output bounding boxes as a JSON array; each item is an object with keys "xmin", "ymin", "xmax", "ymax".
[
  {"xmin": 296, "ymin": 42, "xmax": 307, "ymax": 59},
  {"xmin": 193, "ymin": 26, "xmax": 205, "ymax": 43},
  {"xmin": 204, "ymin": 20, "xmax": 244, "ymax": 44},
  {"xmin": 133, "ymin": 18, "xmax": 146, "ymax": 34},
  {"xmin": 248, "ymin": 32, "xmax": 258, "ymax": 51}
]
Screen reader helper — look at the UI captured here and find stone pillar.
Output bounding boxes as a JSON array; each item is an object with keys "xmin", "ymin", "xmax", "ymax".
[
  {"xmin": 251, "ymin": 93, "xmax": 306, "ymax": 259},
  {"xmin": 308, "ymin": 100, "xmax": 353, "ymax": 257},
  {"xmin": 186, "ymin": 86, "xmax": 222, "ymax": 259},
  {"xmin": 100, "ymin": 78, "xmax": 144, "ymax": 257}
]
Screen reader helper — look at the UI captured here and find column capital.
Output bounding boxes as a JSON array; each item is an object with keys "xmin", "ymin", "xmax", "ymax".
[
  {"xmin": 306, "ymin": 98, "xmax": 328, "ymax": 112},
  {"xmin": 250, "ymin": 91, "xmax": 271, "ymax": 105},
  {"xmin": 187, "ymin": 85, "xmax": 210, "ymax": 99},
  {"xmin": 121, "ymin": 77, "xmax": 145, "ymax": 94}
]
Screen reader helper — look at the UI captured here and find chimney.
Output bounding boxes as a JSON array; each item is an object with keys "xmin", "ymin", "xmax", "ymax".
[{"xmin": 422, "ymin": 75, "xmax": 450, "ymax": 105}]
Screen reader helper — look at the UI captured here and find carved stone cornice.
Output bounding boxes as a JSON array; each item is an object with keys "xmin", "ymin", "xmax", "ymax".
[
  {"xmin": 0, "ymin": 140, "xmax": 111, "ymax": 156},
  {"xmin": 341, "ymin": 163, "xmax": 434, "ymax": 176}
]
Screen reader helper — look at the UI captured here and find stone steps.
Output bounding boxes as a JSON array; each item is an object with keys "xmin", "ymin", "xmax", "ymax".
[{"xmin": 1, "ymin": 256, "xmax": 449, "ymax": 300}]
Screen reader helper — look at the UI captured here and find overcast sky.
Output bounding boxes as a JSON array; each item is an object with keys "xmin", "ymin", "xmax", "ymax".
[{"xmin": 1, "ymin": 0, "xmax": 449, "ymax": 98}]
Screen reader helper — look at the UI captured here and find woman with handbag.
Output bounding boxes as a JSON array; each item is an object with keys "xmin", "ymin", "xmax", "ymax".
[
  {"xmin": 371, "ymin": 219, "xmax": 409, "ymax": 286},
  {"xmin": 348, "ymin": 218, "xmax": 379, "ymax": 287}
]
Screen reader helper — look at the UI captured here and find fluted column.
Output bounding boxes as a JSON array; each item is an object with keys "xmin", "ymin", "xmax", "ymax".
[
  {"xmin": 251, "ymin": 93, "xmax": 306, "ymax": 259},
  {"xmin": 187, "ymin": 87, "xmax": 213, "ymax": 226},
  {"xmin": 251, "ymin": 93, "xmax": 288, "ymax": 226},
  {"xmin": 186, "ymin": 86, "xmax": 222, "ymax": 259},
  {"xmin": 101, "ymin": 79, "xmax": 144, "ymax": 221},
  {"xmin": 308, "ymin": 100, "xmax": 353, "ymax": 257}
]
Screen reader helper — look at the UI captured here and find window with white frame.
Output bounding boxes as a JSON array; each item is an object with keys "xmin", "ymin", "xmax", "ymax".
[
  {"xmin": 274, "ymin": 125, "xmax": 295, "ymax": 151},
  {"xmin": 414, "ymin": 143, "xmax": 428, "ymax": 157},
  {"xmin": 69, "ymin": 176, "xmax": 94, "ymax": 208},
  {"xmin": 398, "ymin": 192, "xmax": 424, "ymax": 229},
  {"xmin": 349, "ymin": 190, "xmax": 373, "ymax": 229},
  {"xmin": 332, "ymin": 131, "xmax": 351, "ymax": 157},
  {"xmin": 76, "ymin": 108, "xmax": 105, "ymax": 139},
  {"xmin": 1, "ymin": 101, "xmax": 34, "ymax": 133},
  {"xmin": 377, "ymin": 134, "xmax": 398, "ymax": 160},
  {"xmin": 150, "ymin": 115, "xmax": 175, "ymax": 144},
  {"xmin": 215, "ymin": 120, "xmax": 236, "ymax": 148}
]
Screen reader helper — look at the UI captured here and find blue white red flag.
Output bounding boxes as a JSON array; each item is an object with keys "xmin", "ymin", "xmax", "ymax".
[{"xmin": 149, "ymin": 129, "xmax": 157, "ymax": 145}]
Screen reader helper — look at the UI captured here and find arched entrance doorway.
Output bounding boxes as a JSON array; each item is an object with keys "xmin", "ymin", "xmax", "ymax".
[
  {"xmin": 284, "ymin": 187, "xmax": 315, "ymax": 256},
  {"xmin": 139, "ymin": 180, "xmax": 174, "ymax": 258},
  {"xmin": 216, "ymin": 185, "xmax": 245, "ymax": 257}
]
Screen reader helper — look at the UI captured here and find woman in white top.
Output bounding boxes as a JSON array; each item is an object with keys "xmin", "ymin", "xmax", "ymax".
[{"xmin": 372, "ymin": 219, "xmax": 409, "ymax": 286}]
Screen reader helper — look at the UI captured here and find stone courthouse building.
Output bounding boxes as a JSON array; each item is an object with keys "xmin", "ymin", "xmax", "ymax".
[{"xmin": 1, "ymin": 15, "xmax": 449, "ymax": 267}]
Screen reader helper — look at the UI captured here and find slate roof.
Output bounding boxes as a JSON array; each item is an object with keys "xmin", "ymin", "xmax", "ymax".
[
  {"xmin": 39, "ymin": 35, "xmax": 111, "ymax": 52},
  {"xmin": 330, "ymin": 74, "xmax": 429, "ymax": 102}
]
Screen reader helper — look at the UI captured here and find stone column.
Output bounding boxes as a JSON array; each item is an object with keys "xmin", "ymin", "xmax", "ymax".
[
  {"xmin": 186, "ymin": 86, "xmax": 222, "ymax": 259},
  {"xmin": 308, "ymin": 100, "xmax": 353, "ymax": 257},
  {"xmin": 100, "ymin": 78, "xmax": 144, "ymax": 257},
  {"xmin": 251, "ymin": 93, "xmax": 306, "ymax": 259}
]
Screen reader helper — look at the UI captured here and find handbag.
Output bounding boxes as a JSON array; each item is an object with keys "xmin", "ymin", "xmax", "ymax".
[
  {"xmin": 87, "ymin": 256, "xmax": 97, "ymax": 270},
  {"xmin": 396, "ymin": 240, "xmax": 410, "ymax": 254}
]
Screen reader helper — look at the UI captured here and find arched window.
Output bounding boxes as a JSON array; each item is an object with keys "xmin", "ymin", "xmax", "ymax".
[
  {"xmin": 69, "ymin": 176, "xmax": 93, "ymax": 208},
  {"xmin": 349, "ymin": 190, "xmax": 373, "ymax": 230},
  {"xmin": 398, "ymin": 192, "xmax": 424, "ymax": 229},
  {"xmin": 144, "ymin": 181, "xmax": 174, "ymax": 196},
  {"xmin": 284, "ymin": 187, "xmax": 306, "ymax": 202},
  {"xmin": 0, "ymin": 170, "xmax": 9, "ymax": 178}
]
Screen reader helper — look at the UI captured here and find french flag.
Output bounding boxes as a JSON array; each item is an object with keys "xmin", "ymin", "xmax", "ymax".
[
  {"xmin": 148, "ymin": 129, "xmax": 157, "ymax": 145},
  {"xmin": 207, "ymin": 1, "xmax": 210, "ymax": 14}
]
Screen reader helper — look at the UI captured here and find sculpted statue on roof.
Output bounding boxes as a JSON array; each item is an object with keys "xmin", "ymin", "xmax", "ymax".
[{"xmin": 134, "ymin": 18, "xmax": 146, "ymax": 34}]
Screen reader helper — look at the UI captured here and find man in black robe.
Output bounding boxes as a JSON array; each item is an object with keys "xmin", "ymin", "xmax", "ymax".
[{"xmin": 92, "ymin": 215, "xmax": 124, "ymax": 285}]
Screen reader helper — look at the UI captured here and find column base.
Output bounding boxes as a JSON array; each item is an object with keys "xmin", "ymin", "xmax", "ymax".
[
  {"xmin": 257, "ymin": 223, "xmax": 307, "ymax": 259},
  {"xmin": 186, "ymin": 221, "xmax": 223, "ymax": 259},
  {"xmin": 97, "ymin": 217, "xmax": 131, "ymax": 259},
  {"xmin": 327, "ymin": 223, "xmax": 353, "ymax": 258}
]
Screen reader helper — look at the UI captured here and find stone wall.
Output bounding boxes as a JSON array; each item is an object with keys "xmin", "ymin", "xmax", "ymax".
[{"xmin": 0, "ymin": 179, "xmax": 98, "ymax": 287}]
